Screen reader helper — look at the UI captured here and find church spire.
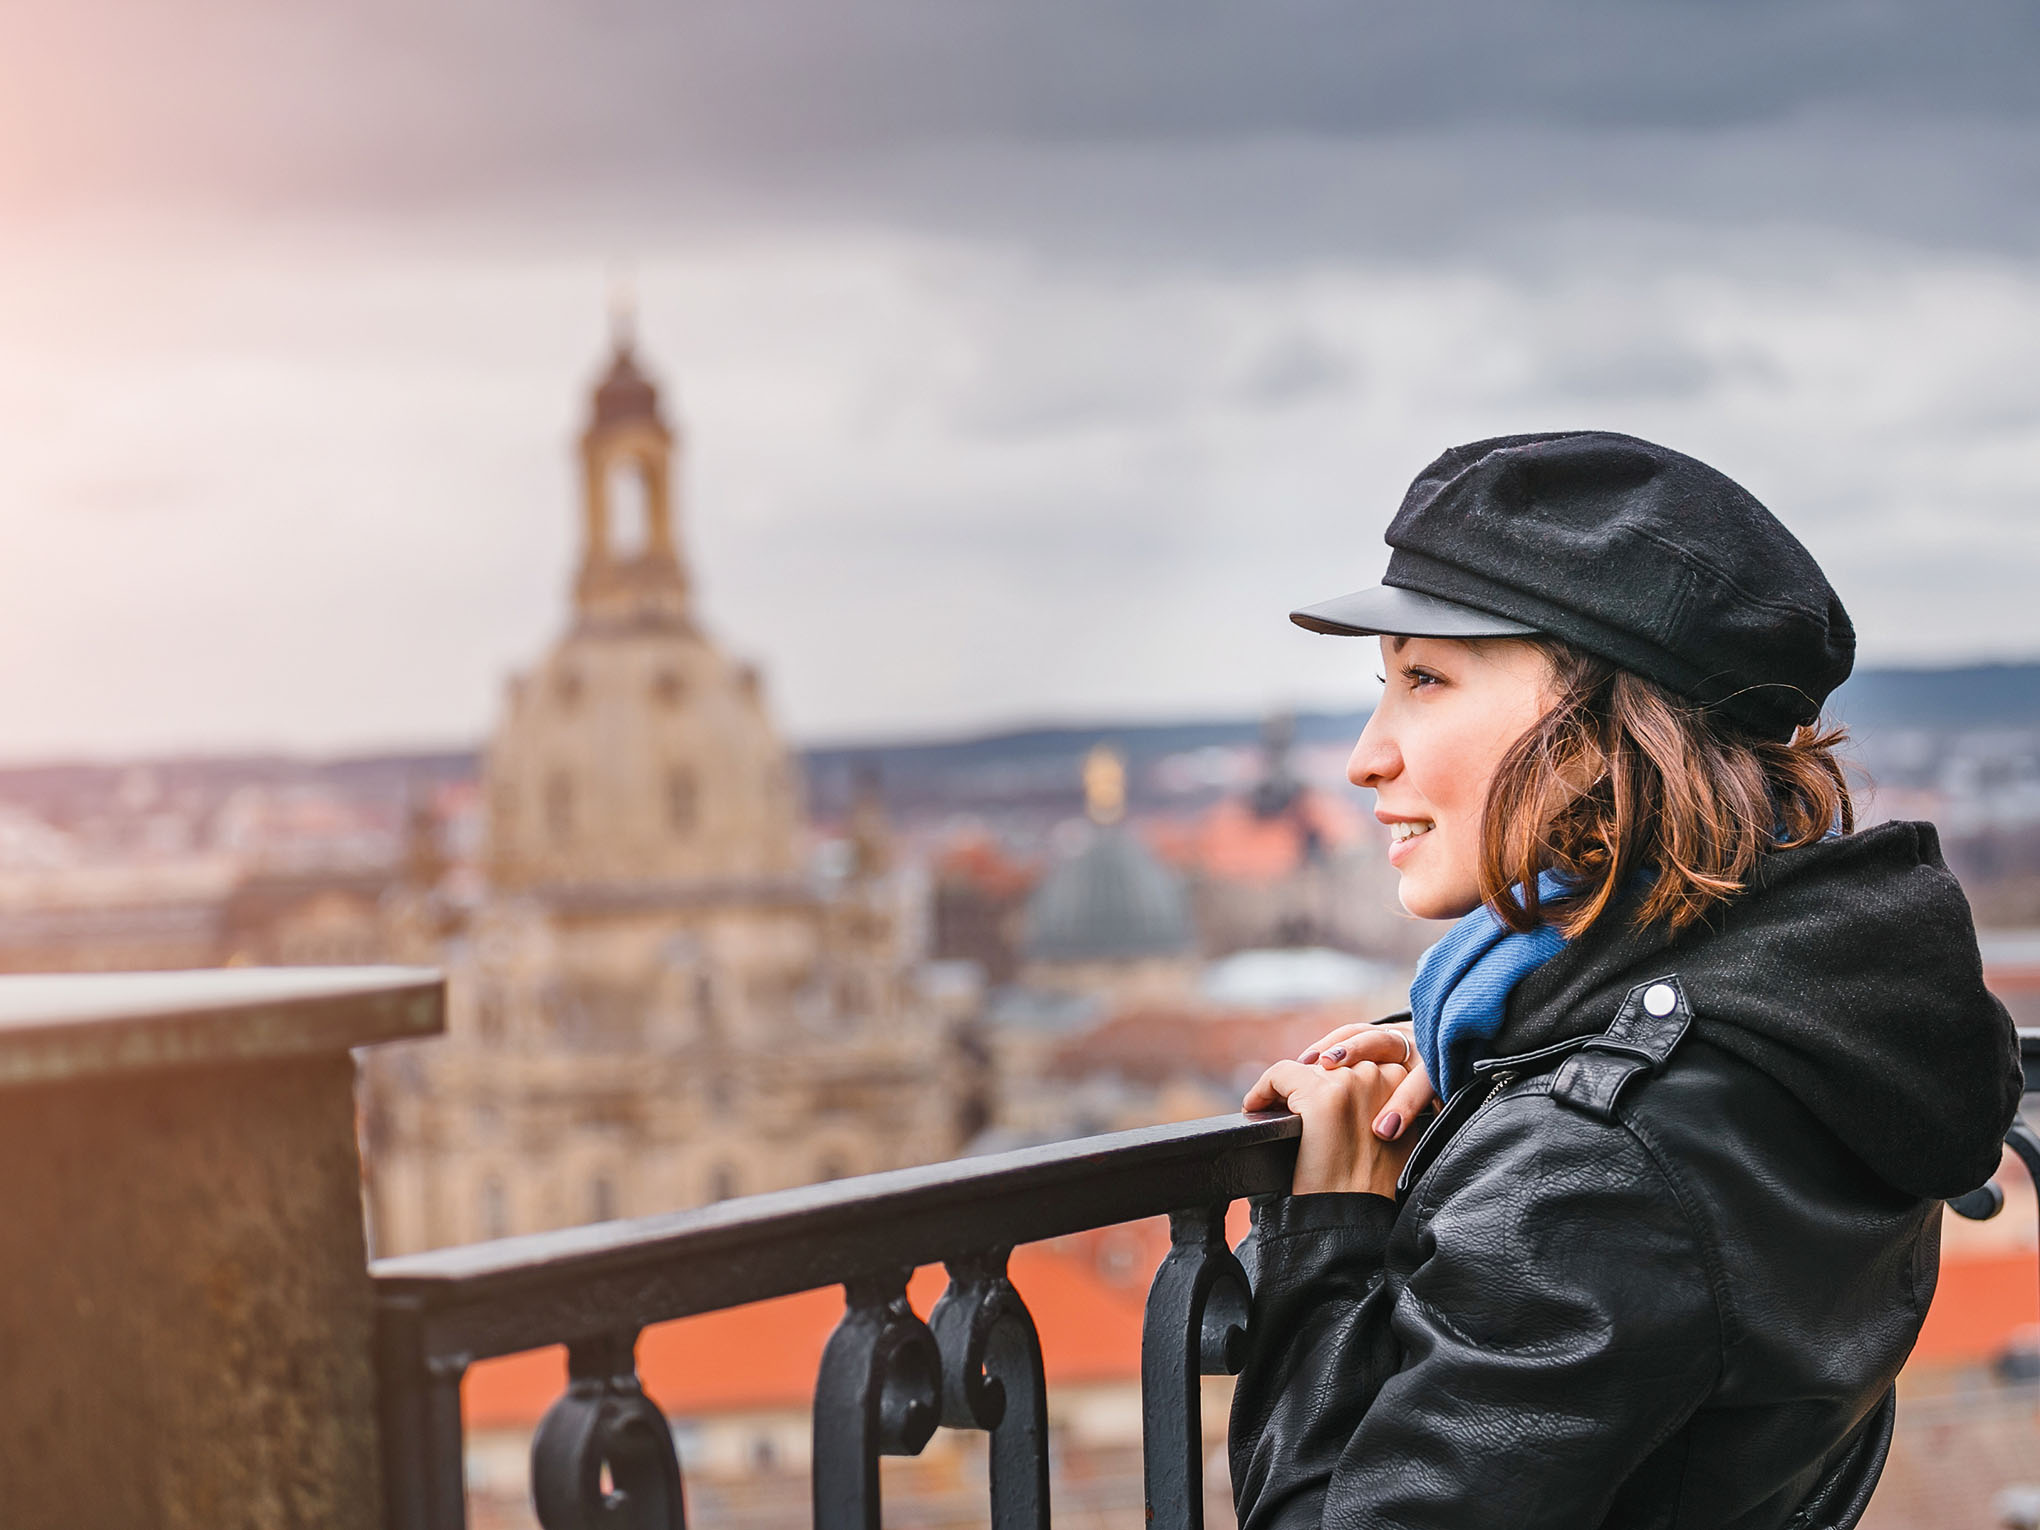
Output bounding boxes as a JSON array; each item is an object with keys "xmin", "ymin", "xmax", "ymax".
[{"xmin": 575, "ymin": 310, "xmax": 689, "ymax": 629}]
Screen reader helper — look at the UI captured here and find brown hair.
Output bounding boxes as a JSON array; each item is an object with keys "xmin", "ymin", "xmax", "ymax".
[{"xmin": 1482, "ymin": 639, "xmax": 1854, "ymax": 938}]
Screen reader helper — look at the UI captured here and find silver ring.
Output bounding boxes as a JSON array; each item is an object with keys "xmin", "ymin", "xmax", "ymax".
[{"xmin": 1395, "ymin": 1029, "xmax": 1413, "ymax": 1067}]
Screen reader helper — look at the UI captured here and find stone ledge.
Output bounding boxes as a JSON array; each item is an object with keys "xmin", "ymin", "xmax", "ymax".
[{"xmin": 0, "ymin": 966, "xmax": 444, "ymax": 1088}]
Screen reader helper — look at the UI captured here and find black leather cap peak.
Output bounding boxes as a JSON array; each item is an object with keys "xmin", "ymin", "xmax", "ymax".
[{"xmin": 1293, "ymin": 431, "xmax": 1855, "ymax": 738}]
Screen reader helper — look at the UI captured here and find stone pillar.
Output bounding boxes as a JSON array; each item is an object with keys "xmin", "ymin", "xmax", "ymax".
[{"xmin": 0, "ymin": 967, "xmax": 442, "ymax": 1530}]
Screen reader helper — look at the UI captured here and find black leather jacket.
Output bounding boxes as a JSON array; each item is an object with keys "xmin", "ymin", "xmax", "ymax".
[{"xmin": 1230, "ymin": 824, "xmax": 2024, "ymax": 1529}]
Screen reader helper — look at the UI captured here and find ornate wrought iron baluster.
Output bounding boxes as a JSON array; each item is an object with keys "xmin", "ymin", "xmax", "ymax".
[
  {"xmin": 531, "ymin": 1330, "xmax": 687, "ymax": 1529},
  {"xmin": 1948, "ymin": 1181, "xmax": 2006, "ymax": 1220},
  {"xmin": 1142, "ymin": 1203, "xmax": 1252, "ymax": 1530},
  {"xmin": 930, "ymin": 1247, "xmax": 1049, "ymax": 1530},
  {"xmin": 813, "ymin": 1266, "xmax": 943, "ymax": 1529}
]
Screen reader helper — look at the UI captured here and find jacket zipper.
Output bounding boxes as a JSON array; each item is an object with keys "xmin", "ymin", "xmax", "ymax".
[
  {"xmin": 1411, "ymin": 1070, "xmax": 1519, "ymax": 1188},
  {"xmin": 1394, "ymin": 1020, "xmax": 1650, "ymax": 1195},
  {"xmin": 1395, "ymin": 1057, "xmax": 1554, "ymax": 1197}
]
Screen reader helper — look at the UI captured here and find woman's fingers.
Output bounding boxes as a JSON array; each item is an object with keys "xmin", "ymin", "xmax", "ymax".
[
  {"xmin": 1245, "ymin": 1057, "xmax": 1410, "ymax": 1113},
  {"xmin": 1243, "ymin": 1058, "xmax": 1319, "ymax": 1113},
  {"xmin": 1313, "ymin": 1024, "xmax": 1418, "ymax": 1071},
  {"xmin": 1248, "ymin": 1060, "xmax": 1416, "ymax": 1195},
  {"xmin": 1370, "ymin": 1063, "xmax": 1438, "ymax": 1142},
  {"xmin": 1296, "ymin": 1022, "xmax": 1369, "ymax": 1064}
]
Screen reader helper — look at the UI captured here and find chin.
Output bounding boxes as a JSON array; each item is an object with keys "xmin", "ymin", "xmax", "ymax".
[{"xmin": 1397, "ymin": 877, "xmax": 1482, "ymax": 923}]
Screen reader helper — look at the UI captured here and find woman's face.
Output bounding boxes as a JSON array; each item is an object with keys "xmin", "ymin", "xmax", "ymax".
[{"xmin": 1347, "ymin": 635, "xmax": 1556, "ymax": 921}]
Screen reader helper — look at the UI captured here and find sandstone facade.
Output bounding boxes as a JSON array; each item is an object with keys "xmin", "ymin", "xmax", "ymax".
[{"xmin": 361, "ymin": 331, "xmax": 974, "ymax": 1256}]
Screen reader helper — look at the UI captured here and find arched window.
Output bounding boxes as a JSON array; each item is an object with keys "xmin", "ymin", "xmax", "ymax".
[
  {"xmin": 546, "ymin": 771, "xmax": 574, "ymax": 841},
  {"xmin": 666, "ymin": 766, "xmax": 697, "ymax": 835},
  {"xmin": 709, "ymin": 1163, "xmax": 739, "ymax": 1202},
  {"xmin": 816, "ymin": 1154, "xmax": 849, "ymax": 1183},
  {"xmin": 606, "ymin": 458, "xmax": 652, "ymax": 557},
  {"xmin": 588, "ymin": 1175, "xmax": 616, "ymax": 1223}
]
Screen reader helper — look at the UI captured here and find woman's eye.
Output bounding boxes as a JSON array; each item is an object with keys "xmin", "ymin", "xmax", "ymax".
[{"xmin": 1404, "ymin": 667, "xmax": 1442, "ymax": 689}]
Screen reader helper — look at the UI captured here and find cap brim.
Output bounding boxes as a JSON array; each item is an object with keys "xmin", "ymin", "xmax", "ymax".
[{"xmin": 1290, "ymin": 584, "xmax": 1539, "ymax": 639}]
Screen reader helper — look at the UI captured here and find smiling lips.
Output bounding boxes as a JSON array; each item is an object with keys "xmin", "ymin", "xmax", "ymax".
[{"xmin": 1385, "ymin": 818, "xmax": 1435, "ymax": 865}]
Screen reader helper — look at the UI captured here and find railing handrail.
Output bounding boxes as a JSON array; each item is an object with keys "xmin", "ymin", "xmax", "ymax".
[{"xmin": 373, "ymin": 1109, "xmax": 1302, "ymax": 1365}]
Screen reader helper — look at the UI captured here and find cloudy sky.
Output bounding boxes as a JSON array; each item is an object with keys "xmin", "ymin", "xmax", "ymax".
[{"xmin": 3, "ymin": 1, "xmax": 2039, "ymax": 758}]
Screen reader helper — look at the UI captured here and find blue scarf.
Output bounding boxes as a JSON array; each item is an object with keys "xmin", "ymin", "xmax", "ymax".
[{"xmin": 1410, "ymin": 870, "xmax": 1571, "ymax": 1100}]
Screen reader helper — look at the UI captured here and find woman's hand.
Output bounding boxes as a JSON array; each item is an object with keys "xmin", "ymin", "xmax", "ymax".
[
  {"xmin": 1242, "ymin": 1053, "xmax": 1420, "ymax": 1198},
  {"xmin": 1288, "ymin": 1020, "xmax": 1438, "ymax": 1145}
]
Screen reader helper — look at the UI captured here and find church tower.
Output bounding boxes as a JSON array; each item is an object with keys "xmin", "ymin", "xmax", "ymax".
[
  {"xmin": 360, "ymin": 317, "xmax": 976, "ymax": 1257},
  {"xmin": 483, "ymin": 325, "xmax": 803, "ymax": 891},
  {"xmin": 574, "ymin": 318, "xmax": 689, "ymax": 630}
]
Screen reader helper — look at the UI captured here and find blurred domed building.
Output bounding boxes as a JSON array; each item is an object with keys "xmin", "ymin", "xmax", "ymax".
[
  {"xmin": 361, "ymin": 324, "xmax": 976, "ymax": 1255},
  {"xmin": 1017, "ymin": 745, "xmax": 1197, "ymax": 1005},
  {"xmin": 1146, "ymin": 715, "xmax": 1434, "ymax": 963}
]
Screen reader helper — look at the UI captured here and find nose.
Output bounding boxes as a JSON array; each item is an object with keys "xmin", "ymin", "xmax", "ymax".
[{"xmin": 1348, "ymin": 707, "xmax": 1399, "ymax": 790}]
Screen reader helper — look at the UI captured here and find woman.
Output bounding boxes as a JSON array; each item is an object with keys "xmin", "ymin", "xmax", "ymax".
[{"xmin": 1231, "ymin": 432, "xmax": 2024, "ymax": 1528}]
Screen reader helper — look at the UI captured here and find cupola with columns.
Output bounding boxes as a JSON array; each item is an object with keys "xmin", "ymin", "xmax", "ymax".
[{"xmin": 574, "ymin": 311, "xmax": 690, "ymax": 630}]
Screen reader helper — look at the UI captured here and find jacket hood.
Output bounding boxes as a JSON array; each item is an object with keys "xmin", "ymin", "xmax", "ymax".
[{"xmin": 1501, "ymin": 820, "xmax": 2023, "ymax": 1200}]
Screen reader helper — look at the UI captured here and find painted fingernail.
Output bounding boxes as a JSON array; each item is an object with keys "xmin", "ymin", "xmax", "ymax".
[
  {"xmin": 1374, "ymin": 1111, "xmax": 1403, "ymax": 1140},
  {"xmin": 1297, "ymin": 1048, "xmax": 1319, "ymax": 1063},
  {"xmin": 1323, "ymin": 1046, "xmax": 1346, "ymax": 1064}
]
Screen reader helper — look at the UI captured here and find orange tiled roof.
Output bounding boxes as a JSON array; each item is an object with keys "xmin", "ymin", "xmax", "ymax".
[
  {"xmin": 933, "ymin": 835, "xmax": 1040, "ymax": 899},
  {"xmin": 1146, "ymin": 791, "xmax": 1366, "ymax": 886}
]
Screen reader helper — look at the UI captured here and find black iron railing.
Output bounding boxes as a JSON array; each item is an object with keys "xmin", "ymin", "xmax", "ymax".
[
  {"xmin": 374, "ymin": 1109, "xmax": 1300, "ymax": 1530},
  {"xmin": 375, "ymin": 1031, "xmax": 2040, "ymax": 1530}
]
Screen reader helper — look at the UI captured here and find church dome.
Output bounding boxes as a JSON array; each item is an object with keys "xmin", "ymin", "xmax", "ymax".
[{"xmin": 1023, "ymin": 826, "xmax": 1194, "ymax": 964}]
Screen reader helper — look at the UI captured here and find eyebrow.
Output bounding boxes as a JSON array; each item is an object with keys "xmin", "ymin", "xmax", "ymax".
[{"xmin": 1387, "ymin": 635, "xmax": 1409, "ymax": 655}]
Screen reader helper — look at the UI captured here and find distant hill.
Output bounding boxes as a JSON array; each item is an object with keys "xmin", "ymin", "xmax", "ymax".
[
  {"xmin": 800, "ymin": 662, "xmax": 2040, "ymax": 816},
  {"xmin": 799, "ymin": 710, "xmax": 1365, "ymax": 819},
  {"xmin": 1825, "ymin": 664, "xmax": 2040, "ymax": 733}
]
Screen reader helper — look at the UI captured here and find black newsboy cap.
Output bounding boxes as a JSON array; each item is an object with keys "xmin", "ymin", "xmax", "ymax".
[{"xmin": 1292, "ymin": 430, "xmax": 1855, "ymax": 738}]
